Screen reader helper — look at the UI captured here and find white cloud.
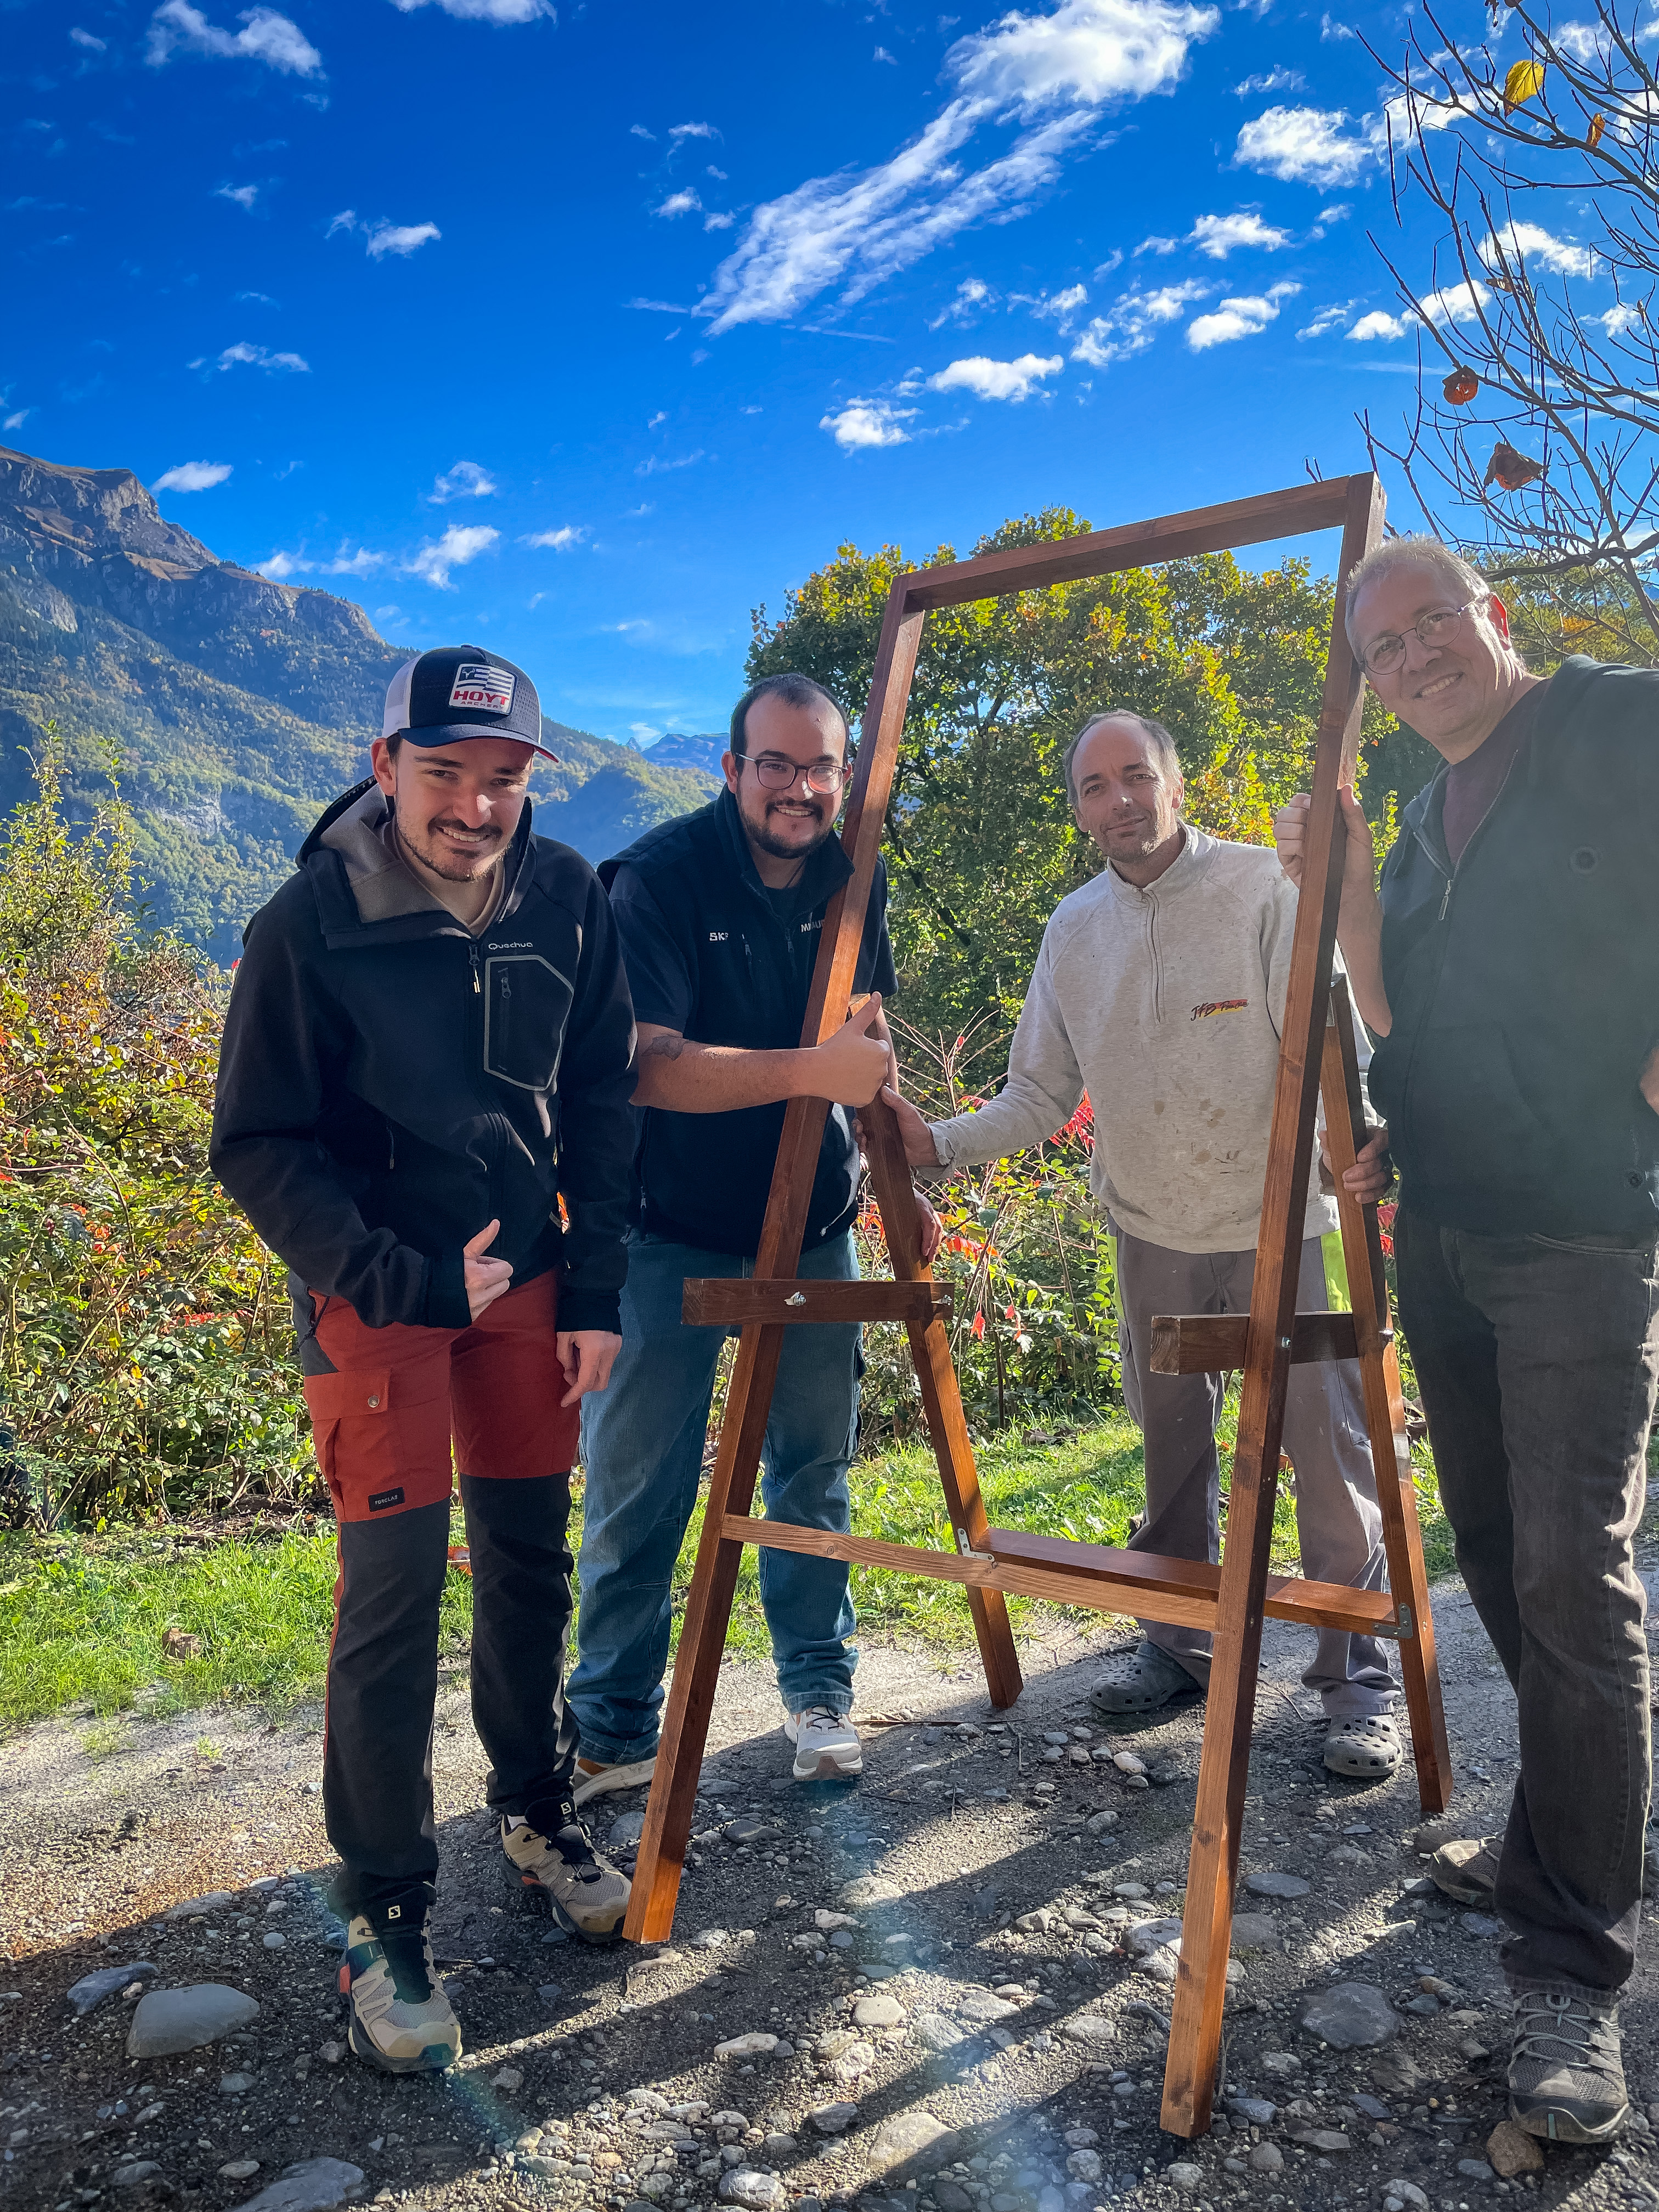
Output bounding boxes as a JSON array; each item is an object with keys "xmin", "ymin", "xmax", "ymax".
[
  {"xmin": 1598, "ymin": 301, "xmax": 1646, "ymax": 335},
  {"xmin": 1188, "ymin": 210, "xmax": 1291, "ymax": 258},
  {"xmin": 929, "ymin": 276, "xmax": 996, "ymax": 328},
  {"xmin": 214, "ymin": 340, "xmax": 309, "ymax": 371},
  {"xmin": 628, "ymin": 297, "xmax": 693, "ymax": 313},
  {"xmin": 405, "ymin": 524, "xmax": 500, "ymax": 589},
  {"xmin": 153, "ymin": 460, "xmax": 233, "ymax": 491},
  {"xmin": 1070, "ymin": 278, "xmax": 1208, "ymax": 364},
  {"xmin": 329, "ymin": 210, "xmax": 441, "ymax": 257},
  {"xmin": 3, "ymin": 409, "xmax": 33, "ymax": 431},
  {"xmin": 707, "ymin": 165, "xmax": 727, "ymax": 179},
  {"xmin": 146, "ymin": 3, "xmax": 323, "ymax": 74},
  {"xmin": 258, "ymin": 540, "xmax": 384, "ymax": 580},
  {"xmin": 821, "ymin": 398, "xmax": 917, "ymax": 450},
  {"xmin": 1187, "ymin": 281, "xmax": 1300, "ymax": 349},
  {"xmin": 655, "ymin": 189, "xmax": 703, "ymax": 218},
  {"xmin": 635, "ymin": 450, "xmax": 706, "ymax": 475},
  {"xmin": 928, "ymin": 350, "xmax": 1063, "ymax": 399},
  {"xmin": 257, "ymin": 548, "xmax": 304, "ymax": 580},
  {"xmin": 1319, "ymin": 9, "xmax": 1353, "ymax": 35},
  {"xmin": 1234, "ymin": 66, "xmax": 1301, "ymax": 94},
  {"xmin": 874, "ymin": 44, "xmax": 898, "ymax": 62},
  {"xmin": 630, "ymin": 123, "xmax": 656, "ymax": 140},
  {"xmin": 702, "ymin": 0, "xmax": 1219, "ymax": 334},
  {"xmin": 1235, "ymin": 104, "xmax": 1370, "ymax": 187},
  {"xmin": 1346, "ymin": 280, "xmax": 1491, "ymax": 342},
  {"xmin": 1296, "ymin": 299, "xmax": 1357, "ymax": 338},
  {"xmin": 669, "ymin": 121, "xmax": 718, "ymax": 140},
  {"xmin": 704, "ymin": 210, "xmax": 736, "ymax": 231},
  {"xmin": 387, "ymin": 0, "xmax": 554, "ymax": 19},
  {"xmin": 1480, "ymin": 219, "xmax": 1597, "ymax": 281},
  {"xmin": 521, "ymin": 526, "xmax": 585, "ymax": 549},
  {"xmin": 215, "ymin": 182, "xmax": 260, "ymax": 210},
  {"xmin": 323, "ymin": 544, "xmax": 382, "ymax": 577},
  {"xmin": 70, "ymin": 25, "xmax": 108, "ymax": 49},
  {"xmin": 1016, "ymin": 281, "xmax": 1089, "ymax": 324},
  {"xmin": 430, "ymin": 460, "xmax": 497, "ymax": 503}
]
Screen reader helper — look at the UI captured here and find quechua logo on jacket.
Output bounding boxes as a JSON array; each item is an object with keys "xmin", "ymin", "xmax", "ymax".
[
  {"xmin": 448, "ymin": 663, "xmax": 516, "ymax": 714},
  {"xmin": 1190, "ymin": 997, "xmax": 1249, "ymax": 1021}
]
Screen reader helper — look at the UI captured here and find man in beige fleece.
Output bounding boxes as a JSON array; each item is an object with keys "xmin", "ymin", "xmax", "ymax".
[{"xmin": 884, "ymin": 709, "xmax": 1400, "ymax": 1780}]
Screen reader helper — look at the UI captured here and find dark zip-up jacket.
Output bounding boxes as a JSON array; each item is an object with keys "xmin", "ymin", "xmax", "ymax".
[
  {"xmin": 210, "ymin": 783, "xmax": 637, "ymax": 1336},
  {"xmin": 1369, "ymin": 654, "xmax": 1659, "ymax": 1238},
  {"xmin": 599, "ymin": 788, "xmax": 896, "ymax": 1257}
]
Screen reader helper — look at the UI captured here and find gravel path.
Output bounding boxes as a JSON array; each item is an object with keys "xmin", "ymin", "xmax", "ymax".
[{"xmin": 3, "ymin": 1577, "xmax": 1656, "ymax": 2212}]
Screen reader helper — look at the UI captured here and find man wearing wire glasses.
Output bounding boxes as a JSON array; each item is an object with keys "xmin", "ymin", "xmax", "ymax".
[
  {"xmin": 1277, "ymin": 537, "xmax": 1659, "ymax": 2147},
  {"xmin": 569, "ymin": 673, "xmax": 941, "ymax": 1796}
]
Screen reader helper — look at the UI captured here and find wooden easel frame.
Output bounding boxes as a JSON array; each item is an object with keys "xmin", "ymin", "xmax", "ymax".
[{"xmin": 622, "ymin": 472, "xmax": 1452, "ymax": 2138}]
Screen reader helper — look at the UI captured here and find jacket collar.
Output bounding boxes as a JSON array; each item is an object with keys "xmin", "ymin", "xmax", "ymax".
[
  {"xmin": 714, "ymin": 783, "xmax": 853, "ymax": 921},
  {"xmin": 297, "ymin": 780, "xmax": 537, "ymax": 950},
  {"xmin": 1102, "ymin": 821, "xmax": 1213, "ymax": 904}
]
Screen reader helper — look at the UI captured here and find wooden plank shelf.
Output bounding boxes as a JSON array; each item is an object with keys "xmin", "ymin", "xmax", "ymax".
[
  {"xmin": 1149, "ymin": 1309, "xmax": 1393, "ymax": 1374},
  {"xmin": 682, "ymin": 1279, "xmax": 952, "ymax": 1328}
]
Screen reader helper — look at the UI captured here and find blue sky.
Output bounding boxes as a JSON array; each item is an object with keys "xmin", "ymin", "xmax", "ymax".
[{"xmin": 3, "ymin": 0, "xmax": 1527, "ymax": 743}]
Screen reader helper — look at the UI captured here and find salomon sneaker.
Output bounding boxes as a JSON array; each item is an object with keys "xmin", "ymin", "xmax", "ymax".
[
  {"xmin": 502, "ymin": 1798, "xmax": 630, "ymax": 1943},
  {"xmin": 784, "ymin": 1705, "xmax": 862, "ymax": 1781},
  {"xmin": 339, "ymin": 1891, "xmax": 461, "ymax": 2076},
  {"xmin": 1509, "ymin": 1983, "xmax": 1629, "ymax": 2144}
]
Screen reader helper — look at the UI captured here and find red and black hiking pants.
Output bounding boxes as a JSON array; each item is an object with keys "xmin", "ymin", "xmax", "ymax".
[{"xmin": 300, "ymin": 1269, "xmax": 582, "ymax": 1911}]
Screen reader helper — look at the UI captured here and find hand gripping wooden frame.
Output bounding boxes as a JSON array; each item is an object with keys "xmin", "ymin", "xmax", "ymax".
[{"xmin": 622, "ymin": 471, "xmax": 1452, "ymax": 2138}]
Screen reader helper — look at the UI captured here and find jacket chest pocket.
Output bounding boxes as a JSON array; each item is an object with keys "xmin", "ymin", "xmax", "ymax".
[{"xmin": 484, "ymin": 953, "xmax": 574, "ymax": 1093}]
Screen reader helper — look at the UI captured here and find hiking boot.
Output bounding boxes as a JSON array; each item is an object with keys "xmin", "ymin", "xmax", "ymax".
[
  {"xmin": 571, "ymin": 1753, "xmax": 658, "ymax": 1808},
  {"xmin": 502, "ymin": 1798, "xmax": 630, "ymax": 1943},
  {"xmin": 1090, "ymin": 1639, "xmax": 1205, "ymax": 1719},
  {"xmin": 1508, "ymin": 1983, "xmax": 1629, "ymax": 2143},
  {"xmin": 338, "ymin": 1890, "xmax": 461, "ymax": 2076},
  {"xmin": 1431, "ymin": 1833, "xmax": 1502, "ymax": 1904},
  {"xmin": 1324, "ymin": 1713, "xmax": 1404, "ymax": 1780},
  {"xmin": 784, "ymin": 1706, "xmax": 862, "ymax": 1781}
]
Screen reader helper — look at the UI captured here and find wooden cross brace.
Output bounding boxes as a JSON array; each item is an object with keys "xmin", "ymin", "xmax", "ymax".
[{"xmin": 620, "ymin": 472, "xmax": 1452, "ymax": 2141}]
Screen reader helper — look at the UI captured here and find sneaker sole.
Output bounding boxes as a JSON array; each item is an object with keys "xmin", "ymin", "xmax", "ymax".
[
  {"xmin": 1511, "ymin": 2095, "xmax": 1631, "ymax": 2146},
  {"xmin": 791, "ymin": 1748, "xmax": 863, "ymax": 1781},
  {"xmin": 571, "ymin": 1757, "xmax": 658, "ymax": 1808},
  {"xmin": 503, "ymin": 1854, "xmax": 628, "ymax": 1946},
  {"xmin": 346, "ymin": 2008, "xmax": 460, "ymax": 2076}
]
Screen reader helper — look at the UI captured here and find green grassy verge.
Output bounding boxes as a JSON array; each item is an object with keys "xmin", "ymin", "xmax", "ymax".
[{"xmin": 0, "ymin": 1417, "xmax": 1455, "ymax": 1732}]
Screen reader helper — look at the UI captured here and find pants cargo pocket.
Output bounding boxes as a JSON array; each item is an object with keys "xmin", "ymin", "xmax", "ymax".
[{"xmin": 303, "ymin": 1367, "xmax": 452, "ymax": 1523}]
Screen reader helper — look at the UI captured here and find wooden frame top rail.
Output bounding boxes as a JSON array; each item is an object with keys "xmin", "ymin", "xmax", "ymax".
[{"xmin": 682, "ymin": 1279, "xmax": 952, "ymax": 1327}]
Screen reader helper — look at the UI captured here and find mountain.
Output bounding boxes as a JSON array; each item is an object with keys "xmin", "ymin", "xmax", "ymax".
[
  {"xmin": 640, "ymin": 730, "xmax": 726, "ymax": 775},
  {"xmin": 0, "ymin": 443, "xmax": 720, "ymax": 963}
]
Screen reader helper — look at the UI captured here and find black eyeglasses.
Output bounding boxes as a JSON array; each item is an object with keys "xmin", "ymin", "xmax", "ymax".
[
  {"xmin": 738, "ymin": 753, "xmax": 854, "ymax": 796},
  {"xmin": 1360, "ymin": 599, "xmax": 1485, "ymax": 677}
]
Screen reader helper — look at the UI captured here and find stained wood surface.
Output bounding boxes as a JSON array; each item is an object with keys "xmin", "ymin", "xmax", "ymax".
[
  {"xmin": 1147, "ymin": 1308, "xmax": 1390, "ymax": 1374},
  {"xmin": 681, "ymin": 1279, "xmax": 952, "ymax": 1327},
  {"xmin": 1319, "ymin": 980, "xmax": 1452, "ymax": 1814},
  {"xmin": 721, "ymin": 1513, "xmax": 1404, "ymax": 1637},
  {"xmin": 1161, "ymin": 470, "xmax": 1387, "ymax": 2140}
]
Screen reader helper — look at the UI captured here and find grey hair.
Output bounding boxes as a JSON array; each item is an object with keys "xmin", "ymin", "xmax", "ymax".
[
  {"xmin": 1343, "ymin": 534, "xmax": 1496, "ymax": 648},
  {"xmin": 1062, "ymin": 710, "xmax": 1181, "ymax": 807}
]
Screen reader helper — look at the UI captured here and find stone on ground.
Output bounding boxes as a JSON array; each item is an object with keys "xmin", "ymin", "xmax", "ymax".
[
  {"xmin": 867, "ymin": 2111, "xmax": 957, "ymax": 2171},
  {"xmin": 715, "ymin": 2033, "xmax": 779, "ymax": 2057},
  {"xmin": 1229, "ymin": 1915, "xmax": 1277, "ymax": 1951},
  {"xmin": 952, "ymin": 1990, "xmax": 1017, "ymax": 2023},
  {"xmin": 1242, "ymin": 1870, "xmax": 1310, "ymax": 1900},
  {"xmin": 127, "ymin": 1983, "xmax": 261, "ymax": 2058},
  {"xmin": 67, "ymin": 1962, "xmax": 157, "ymax": 2016},
  {"xmin": 164, "ymin": 1891, "xmax": 236, "ymax": 1921},
  {"xmin": 810, "ymin": 2101, "xmax": 859, "ymax": 2134},
  {"xmin": 719, "ymin": 2172, "xmax": 786, "ymax": 2209},
  {"xmin": 113, "ymin": 2164, "xmax": 163, "ymax": 2189},
  {"xmin": 1298, "ymin": 1982, "xmax": 1400, "ymax": 2048},
  {"xmin": 1381, "ymin": 2182, "xmax": 1430, "ymax": 2210},
  {"xmin": 1059, "ymin": 2016, "xmax": 1113, "ymax": 2045},
  {"xmin": 1485, "ymin": 2121, "xmax": 1545, "ymax": 2179},
  {"xmin": 912, "ymin": 2012, "xmax": 966, "ymax": 2052},
  {"xmin": 1248, "ymin": 2143, "xmax": 1283, "ymax": 2176},
  {"xmin": 853, "ymin": 1991, "xmax": 905, "ymax": 2028},
  {"xmin": 1165, "ymin": 2163, "xmax": 1203, "ymax": 2192},
  {"xmin": 840, "ymin": 1876, "xmax": 902, "ymax": 1906},
  {"xmin": 229, "ymin": 2161, "xmax": 365, "ymax": 2212}
]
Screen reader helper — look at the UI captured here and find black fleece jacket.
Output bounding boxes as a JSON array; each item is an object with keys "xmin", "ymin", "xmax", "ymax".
[
  {"xmin": 210, "ymin": 783, "xmax": 637, "ymax": 1336},
  {"xmin": 1369, "ymin": 654, "xmax": 1659, "ymax": 1238}
]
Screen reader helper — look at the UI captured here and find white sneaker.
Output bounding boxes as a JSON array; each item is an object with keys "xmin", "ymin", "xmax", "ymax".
[{"xmin": 783, "ymin": 1705, "xmax": 862, "ymax": 1781}]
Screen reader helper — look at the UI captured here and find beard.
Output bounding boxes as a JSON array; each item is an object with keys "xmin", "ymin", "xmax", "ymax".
[
  {"xmin": 398, "ymin": 816, "xmax": 504, "ymax": 883},
  {"xmin": 742, "ymin": 793, "xmax": 834, "ymax": 861}
]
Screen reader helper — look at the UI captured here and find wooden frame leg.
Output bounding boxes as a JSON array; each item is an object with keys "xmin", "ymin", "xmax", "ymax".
[
  {"xmin": 861, "ymin": 1097, "xmax": 1024, "ymax": 1709},
  {"xmin": 1320, "ymin": 981, "xmax": 1452, "ymax": 1814}
]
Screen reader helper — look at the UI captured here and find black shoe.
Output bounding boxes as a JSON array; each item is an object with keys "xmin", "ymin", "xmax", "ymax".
[{"xmin": 1508, "ymin": 1983, "xmax": 1628, "ymax": 2145}]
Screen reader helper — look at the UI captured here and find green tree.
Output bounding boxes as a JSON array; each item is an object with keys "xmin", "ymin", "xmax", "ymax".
[{"xmin": 748, "ymin": 513, "xmax": 1437, "ymax": 1052}]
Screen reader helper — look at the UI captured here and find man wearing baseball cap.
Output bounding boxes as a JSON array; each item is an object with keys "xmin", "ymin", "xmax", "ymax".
[{"xmin": 212, "ymin": 646, "xmax": 637, "ymax": 2074}]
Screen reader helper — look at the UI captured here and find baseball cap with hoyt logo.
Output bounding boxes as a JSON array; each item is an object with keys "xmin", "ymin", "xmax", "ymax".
[{"xmin": 382, "ymin": 645, "xmax": 559, "ymax": 760}]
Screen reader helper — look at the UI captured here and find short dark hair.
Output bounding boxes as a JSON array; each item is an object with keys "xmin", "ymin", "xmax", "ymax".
[
  {"xmin": 1062, "ymin": 710, "xmax": 1181, "ymax": 806},
  {"xmin": 729, "ymin": 672, "xmax": 849, "ymax": 759},
  {"xmin": 384, "ymin": 731, "xmax": 403, "ymax": 760}
]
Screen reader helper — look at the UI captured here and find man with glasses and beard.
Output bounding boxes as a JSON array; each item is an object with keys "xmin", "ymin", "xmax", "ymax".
[{"xmin": 568, "ymin": 673, "xmax": 941, "ymax": 1795}]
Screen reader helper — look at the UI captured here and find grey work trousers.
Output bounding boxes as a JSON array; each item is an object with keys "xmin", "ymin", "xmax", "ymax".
[
  {"xmin": 1395, "ymin": 1209, "xmax": 1658, "ymax": 1991},
  {"xmin": 1115, "ymin": 1230, "xmax": 1396, "ymax": 1718}
]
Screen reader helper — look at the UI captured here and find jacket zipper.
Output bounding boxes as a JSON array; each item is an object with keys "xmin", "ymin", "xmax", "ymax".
[
  {"xmin": 469, "ymin": 944, "xmax": 482, "ymax": 995},
  {"xmin": 1145, "ymin": 891, "xmax": 1164, "ymax": 1024}
]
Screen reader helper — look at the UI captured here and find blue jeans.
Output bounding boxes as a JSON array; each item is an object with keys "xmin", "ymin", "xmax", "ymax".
[{"xmin": 569, "ymin": 1228, "xmax": 861, "ymax": 1764}]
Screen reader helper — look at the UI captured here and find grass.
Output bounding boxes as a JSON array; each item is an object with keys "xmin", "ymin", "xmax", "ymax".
[{"xmin": 0, "ymin": 1415, "xmax": 1457, "ymax": 1733}]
